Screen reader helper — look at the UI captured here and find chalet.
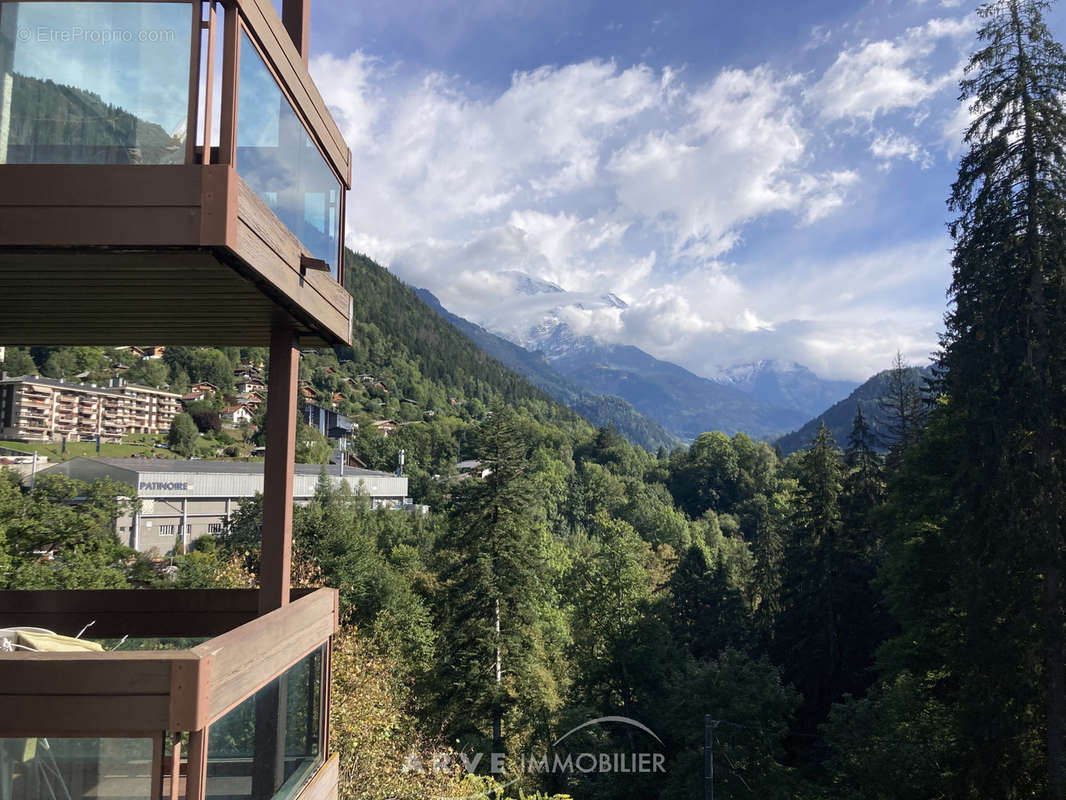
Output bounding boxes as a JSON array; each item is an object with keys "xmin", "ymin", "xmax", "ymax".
[
  {"xmin": 0, "ymin": 0, "xmax": 353, "ymax": 795},
  {"xmin": 142, "ymin": 346, "xmax": 167, "ymax": 359},
  {"xmin": 300, "ymin": 384, "xmax": 317, "ymax": 401},
  {"xmin": 237, "ymin": 390, "xmax": 265, "ymax": 410},
  {"xmin": 236, "ymin": 377, "xmax": 266, "ymax": 394},
  {"xmin": 189, "ymin": 381, "xmax": 219, "ymax": 396},
  {"xmin": 371, "ymin": 419, "xmax": 398, "ymax": 436},
  {"xmin": 221, "ymin": 405, "xmax": 254, "ymax": 425}
]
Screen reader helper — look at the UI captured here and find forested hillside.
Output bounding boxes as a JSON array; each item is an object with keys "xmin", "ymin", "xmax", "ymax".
[
  {"xmin": 415, "ymin": 287, "xmax": 679, "ymax": 451},
  {"xmin": 776, "ymin": 361, "xmax": 933, "ymax": 455},
  {"xmin": 341, "ymin": 250, "xmax": 587, "ymax": 436}
]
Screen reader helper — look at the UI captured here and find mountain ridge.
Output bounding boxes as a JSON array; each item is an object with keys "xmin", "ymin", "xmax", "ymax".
[
  {"xmin": 414, "ymin": 288, "xmax": 680, "ymax": 451},
  {"xmin": 775, "ymin": 365, "xmax": 935, "ymax": 455}
]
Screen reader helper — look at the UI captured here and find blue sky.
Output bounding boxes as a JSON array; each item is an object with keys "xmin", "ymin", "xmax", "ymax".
[{"xmin": 305, "ymin": 0, "xmax": 1066, "ymax": 381}]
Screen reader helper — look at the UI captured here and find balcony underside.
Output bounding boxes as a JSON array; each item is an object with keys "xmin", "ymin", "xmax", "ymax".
[{"xmin": 0, "ymin": 165, "xmax": 351, "ymax": 347}]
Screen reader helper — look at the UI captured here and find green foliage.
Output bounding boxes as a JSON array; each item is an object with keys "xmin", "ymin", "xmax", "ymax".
[
  {"xmin": 167, "ymin": 412, "xmax": 199, "ymax": 457},
  {"xmin": 0, "ymin": 469, "xmax": 143, "ymax": 589},
  {"xmin": 164, "ymin": 346, "xmax": 235, "ymax": 394},
  {"xmin": 1, "ymin": 347, "xmax": 36, "ymax": 376},
  {"xmin": 295, "ymin": 422, "xmax": 334, "ymax": 464},
  {"xmin": 125, "ymin": 357, "xmax": 170, "ymax": 389}
]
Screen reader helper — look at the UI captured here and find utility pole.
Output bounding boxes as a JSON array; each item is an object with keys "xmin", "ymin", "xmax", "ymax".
[{"xmin": 704, "ymin": 715, "xmax": 716, "ymax": 800}]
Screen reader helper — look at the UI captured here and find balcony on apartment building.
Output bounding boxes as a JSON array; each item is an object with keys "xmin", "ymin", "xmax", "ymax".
[
  {"xmin": 0, "ymin": 2, "xmax": 352, "ymax": 799},
  {"xmin": 0, "ymin": 0, "xmax": 353, "ymax": 348},
  {"xmin": 0, "ymin": 588, "xmax": 339, "ymax": 800}
]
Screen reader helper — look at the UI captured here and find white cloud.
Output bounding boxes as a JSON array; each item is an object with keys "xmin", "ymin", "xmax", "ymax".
[
  {"xmin": 310, "ymin": 51, "xmax": 380, "ymax": 153},
  {"xmin": 870, "ymin": 130, "xmax": 933, "ymax": 168},
  {"xmin": 806, "ymin": 16, "xmax": 974, "ymax": 121},
  {"xmin": 307, "ymin": 6, "xmax": 973, "ymax": 383},
  {"xmin": 610, "ymin": 237, "xmax": 952, "ymax": 380}
]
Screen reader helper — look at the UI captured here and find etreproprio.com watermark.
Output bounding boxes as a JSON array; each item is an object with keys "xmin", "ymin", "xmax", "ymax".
[
  {"xmin": 403, "ymin": 716, "xmax": 667, "ymax": 799},
  {"xmin": 16, "ymin": 25, "xmax": 177, "ymax": 45}
]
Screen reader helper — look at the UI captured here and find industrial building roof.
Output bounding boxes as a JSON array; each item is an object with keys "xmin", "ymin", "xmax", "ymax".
[{"xmin": 74, "ymin": 457, "xmax": 396, "ymax": 479}]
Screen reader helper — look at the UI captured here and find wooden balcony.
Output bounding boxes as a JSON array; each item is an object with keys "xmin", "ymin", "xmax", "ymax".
[
  {"xmin": 0, "ymin": 0, "xmax": 352, "ymax": 348},
  {"xmin": 0, "ymin": 587, "xmax": 339, "ymax": 800}
]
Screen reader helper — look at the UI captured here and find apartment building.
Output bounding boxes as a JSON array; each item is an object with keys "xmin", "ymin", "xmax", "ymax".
[{"xmin": 0, "ymin": 375, "xmax": 181, "ymax": 443}]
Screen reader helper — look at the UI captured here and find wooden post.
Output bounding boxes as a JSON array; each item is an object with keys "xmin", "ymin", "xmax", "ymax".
[
  {"xmin": 217, "ymin": 1, "xmax": 240, "ymax": 166},
  {"xmin": 282, "ymin": 0, "xmax": 310, "ymax": 68},
  {"xmin": 260, "ymin": 321, "xmax": 299, "ymax": 616}
]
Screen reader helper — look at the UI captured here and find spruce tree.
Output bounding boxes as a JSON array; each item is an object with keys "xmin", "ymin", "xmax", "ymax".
[
  {"xmin": 942, "ymin": 0, "xmax": 1066, "ymax": 793},
  {"xmin": 841, "ymin": 406, "xmax": 884, "ymax": 555},
  {"xmin": 429, "ymin": 405, "xmax": 558, "ymax": 758},
  {"xmin": 878, "ymin": 352, "xmax": 926, "ymax": 465},
  {"xmin": 776, "ymin": 423, "xmax": 846, "ymax": 731}
]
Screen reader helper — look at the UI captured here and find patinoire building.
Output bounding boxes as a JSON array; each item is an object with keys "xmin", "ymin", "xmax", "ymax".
[{"xmin": 40, "ymin": 457, "xmax": 411, "ymax": 554}]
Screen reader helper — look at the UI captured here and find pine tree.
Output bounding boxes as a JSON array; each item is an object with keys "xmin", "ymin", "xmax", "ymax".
[
  {"xmin": 941, "ymin": 1, "xmax": 1066, "ymax": 793},
  {"xmin": 841, "ymin": 407, "xmax": 884, "ymax": 555},
  {"xmin": 775, "ymin": 423, "xmax": 845, "ymax": 731},
  {"xmin": 429, "ymin": 405, "xmax": 559, "ymax": 758},
  {"xmin": 878, "ymin": 352, "xmax": 925, "ymax": 464}
]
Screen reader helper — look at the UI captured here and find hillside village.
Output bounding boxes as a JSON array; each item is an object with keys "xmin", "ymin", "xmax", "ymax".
[{"xmin": 0, "ymin": 341, "xmax": 454, "ymax": 466}]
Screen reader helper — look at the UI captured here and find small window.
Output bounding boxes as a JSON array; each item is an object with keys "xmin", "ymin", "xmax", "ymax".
[
  {"xmin": 208, "ymin": 523, "xmax": 223, "ymax": 534},
  {"xmin": 158, "ymin": 524, "xmax": 176, "ymax": 536}
]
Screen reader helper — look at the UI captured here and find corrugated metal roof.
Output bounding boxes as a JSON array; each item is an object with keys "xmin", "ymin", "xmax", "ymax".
[{"xmin": 72, "ymin": 457, "xmax": 395, "ymax": 479}]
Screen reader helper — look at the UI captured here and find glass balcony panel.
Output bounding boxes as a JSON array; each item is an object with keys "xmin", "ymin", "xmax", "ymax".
[
  {"xmin": 236, "ymin": 32, "xmax": 341, "ymax": 276},
  {"xmin": 0, "ymin": 2, "xmax": 193, "ymax": 165},
  {"xmin": 205, "ymin": 644, "xmax": 323, "ymax": 800},
  {"xmin": 0, "ymin": 737, "xmax": 154, "ymax": 800}
]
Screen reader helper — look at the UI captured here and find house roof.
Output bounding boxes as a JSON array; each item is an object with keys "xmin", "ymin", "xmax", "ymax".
[{"xmin": 1, "ymin": 375, "xmax": 179, "ymax": 398}]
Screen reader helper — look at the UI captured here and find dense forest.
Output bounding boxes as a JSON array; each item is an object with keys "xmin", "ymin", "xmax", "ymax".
[{"xmin": 4, "ymin": 1, "xmax": 1066, "ymax": 797}]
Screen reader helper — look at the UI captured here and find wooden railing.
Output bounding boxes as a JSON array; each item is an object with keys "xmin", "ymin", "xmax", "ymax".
[{"xmin": 0, "ymin": 587, "xmax": 339, "ymax": 800}]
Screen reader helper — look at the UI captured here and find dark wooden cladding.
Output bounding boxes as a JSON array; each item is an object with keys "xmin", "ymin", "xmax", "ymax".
[
  {"xmin": 281, "ymin": 0, "xmax": 310, "ymax": 68},
  {"xmin": 0, "ymin": 588, "xmax": 320, "ymax": 637},
  {"xmin": 0, "ymin": 651, "xmax": 187, "ymax": 736}
]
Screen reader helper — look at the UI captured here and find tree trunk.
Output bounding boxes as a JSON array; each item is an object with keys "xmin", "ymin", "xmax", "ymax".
[
  {"xmin": 493, "ymin": 595, "xmax": 502, "ymax": 753},
  {"xmin": 1046, "ymin": 563, "xmax": 1066, "ymax": 799}
]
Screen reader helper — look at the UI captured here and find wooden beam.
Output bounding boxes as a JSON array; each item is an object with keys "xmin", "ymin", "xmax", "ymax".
[
  {"xmin": 282, "ymin": 0, "xmax": 309, "ymax": 68},
  {"xmin": 259, "ymin": 322, "xmax": 299, "ymax": 615},
  {"xmin": 193, "ymin": 589, "xmax": 337, "ymax": 722},
  {"xmin": 0, "ymin": 588, "xmax": 319, "ymax": 637},
  {"xmin": 218, "ymin": 1, "xmax": 241, "ymax": 166}
]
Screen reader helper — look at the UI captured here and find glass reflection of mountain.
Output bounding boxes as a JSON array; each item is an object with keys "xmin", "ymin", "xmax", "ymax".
[{"xmin": 6, "ymin": 73, "xmax": 183, "ymax": 164}]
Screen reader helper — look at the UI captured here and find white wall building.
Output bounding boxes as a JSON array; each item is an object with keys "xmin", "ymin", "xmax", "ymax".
[{"xmin": 40, "ymin": 457, "xmax": 410, "ymax": 554}]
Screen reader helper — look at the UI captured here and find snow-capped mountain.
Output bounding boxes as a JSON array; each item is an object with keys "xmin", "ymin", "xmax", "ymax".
[
  {"xmin": 483, "ymin": 271, "xmax": 628, "ymax": 357},
  {"xmin": 500, "ymin": 270, "xmax": 565, "ymax": 296},
  {"xmin": 461, "ymin": 270, "xmax": 857, "ymax": 440},
  {"xmin": 712, "ymin": 360, "xmax": 857, "ymax": 419}
]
